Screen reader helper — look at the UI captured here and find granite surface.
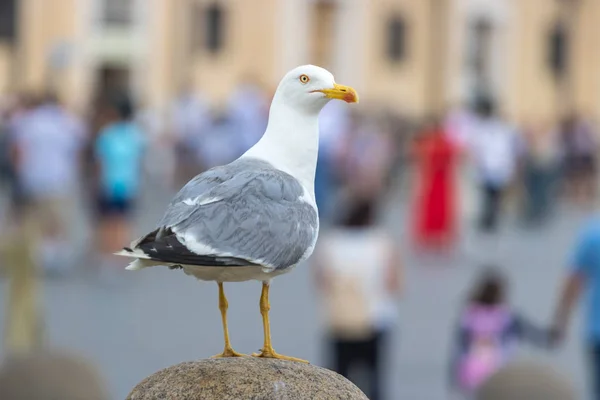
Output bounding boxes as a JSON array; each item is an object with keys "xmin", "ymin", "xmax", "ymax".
[
  {"xmin": 476, "ymin": 360, "xmax": 576, "ymax": 400},
  {"xmin": 0, "ymin": 350, "xmax": 109, "ymax": 400},
  {"xmin": 127, "ymin": 357, "xmax": 369, "ymax": 400}
]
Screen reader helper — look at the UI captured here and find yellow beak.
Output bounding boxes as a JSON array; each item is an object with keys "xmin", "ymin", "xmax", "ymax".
[{"xmin": 313, "ymin": 83, "xmax": 359, "ymax": 104}]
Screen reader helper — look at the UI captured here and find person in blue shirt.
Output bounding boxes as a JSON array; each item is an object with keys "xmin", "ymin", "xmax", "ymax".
[
  {"xmin": 553, "ymin": 217, "xmax": 600, "ymax": 399},
  {"xmin": 94, "ymin": 94, "xmax": 145, "ymax": 267}
]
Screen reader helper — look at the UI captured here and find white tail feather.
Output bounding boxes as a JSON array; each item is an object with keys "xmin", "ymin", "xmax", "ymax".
[
  {"xmin": 115, "ymin": 248, "xmax": 154, "ymax": 271},
  {"xmin": 125, "ymin": 259, "xmax": 145, "ymax": 271},
  {"xmin": 125, "ymin": 258, "xmax": 165, "ymax": 271},
  {"xmin": 116, "ymin": 241, "xmax": 166, "ymax": 271},
  {"xmin": 114, "ymin": 248, "xmax": 151, "ymax": 259},
  {"xmin": 114, "ymin": 250, "xmax": 134, "ymax": 257}
]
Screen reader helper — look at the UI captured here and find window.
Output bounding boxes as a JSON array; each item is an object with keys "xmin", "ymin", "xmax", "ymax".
[
  {"xmin": 548, "ymin": 22, "xmax": 568, "ymax": 78},
  {"xmin": 386, "ymin": 15, "xmax": 406, "ymax": 62},
  {"xmin": 465, "ymin": 18, "xmax": 494, "ymax": 104},
  {"xmin": 205, "ymin": 3, "xmax": 224, "ymax": 53},
  {"xmin": 310, "ymin": 1, "xmax": 336, "ymax": 68},
  {"xmin": 0, "ymin": 0, "xmax": 17, "ymax": 41},
  {"xmin": 470, "ymin": 19, "xmax": 492, "ymax": 76},
  {"xmin": 103, "ymin": 0, "xmax": 133, "ymax": 27}
]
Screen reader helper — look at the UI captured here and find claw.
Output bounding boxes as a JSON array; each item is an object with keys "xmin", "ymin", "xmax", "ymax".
[
  {"xmin": 212, "ymin": 347, "xmax": 247, "ymax": 358},
  {"xmin": 252, "ymin": 348, "xmax": 308, "ymax": 363}
]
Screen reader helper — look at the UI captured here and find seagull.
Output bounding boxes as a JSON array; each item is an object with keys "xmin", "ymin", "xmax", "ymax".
[{"xmin": 116, "ymin": 65, "xmax": 359, "ymax": 362}]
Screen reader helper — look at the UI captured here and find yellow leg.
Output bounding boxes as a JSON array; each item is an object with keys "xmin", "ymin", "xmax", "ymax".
[
  {"xmin": 252, "ymin": 282, "xmax": 308, "ymax": 363},
  {"xmin": 212, "ymin": 282, "xmax": 245, "ymax": 358}
]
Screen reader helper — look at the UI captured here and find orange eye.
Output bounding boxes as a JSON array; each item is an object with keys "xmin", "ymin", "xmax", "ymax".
[{"xmin": 299, "ymin": 74, "xmax": 310, "ymax": 84}]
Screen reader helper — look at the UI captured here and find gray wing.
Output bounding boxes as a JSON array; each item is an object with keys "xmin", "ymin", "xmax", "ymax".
[
  {"xmin": 127, "ymin": 158, "xmax": 318, "ymax": 270},
  {"xmin": 156, "ymin": 163, "xmax": 234, "ymax": 228}
]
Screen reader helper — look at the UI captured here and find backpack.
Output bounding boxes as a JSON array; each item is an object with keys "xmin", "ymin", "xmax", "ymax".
[
  {"xmin": 457, "ymin": 305, "xmax": 512, "ymax": 392},
  {"xmin": 326, "ymin": 274, "xmax": 372, "ymax": 340}
]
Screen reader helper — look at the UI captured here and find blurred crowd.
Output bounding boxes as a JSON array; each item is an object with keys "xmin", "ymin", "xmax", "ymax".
[
  {"xmin": 312, "ymin": 96, "xmax": 600, "ymax": 399},
  {"xmin": 2, "ymin": 80, "xmax": 596, "ymax": 269},
  {"xmin": 0, "ymin": 80, "xmax": 599, "ymax": 399},
  {"xmin": 0, "ymin": 81, "xmax": 410, "ymax": 275}
]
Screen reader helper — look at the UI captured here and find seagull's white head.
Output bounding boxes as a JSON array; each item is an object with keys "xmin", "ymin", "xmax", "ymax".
[
  {"xmin": 274, "ymin": 65, "xmax": 359, "ymax": 114},
  {"xmin": 244, "ymin": 65, "xmax": 358, "ymax": 190}
]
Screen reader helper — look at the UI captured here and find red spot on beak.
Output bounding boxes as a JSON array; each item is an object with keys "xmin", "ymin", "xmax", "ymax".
[{"xmin": 343, "ymin": 92, "xmax": 356, "ymax": 103}]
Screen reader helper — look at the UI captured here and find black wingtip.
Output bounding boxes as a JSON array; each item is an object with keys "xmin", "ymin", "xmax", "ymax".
[{"xmin": 123, "ymin": 247, "xmax": 133, "ymax": 252}]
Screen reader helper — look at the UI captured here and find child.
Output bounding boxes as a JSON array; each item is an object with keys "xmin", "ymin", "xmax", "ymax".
[
  {"xmin": 313, "ymin": 195, "xmax": 402, "ymax": 400},
  {"xmin": 448, "ymin": 268, "xmax": 552, "ymax": 398},
  {"xmin": 94, "ymin": 94, "xmax": 146, "ymax": 272}
]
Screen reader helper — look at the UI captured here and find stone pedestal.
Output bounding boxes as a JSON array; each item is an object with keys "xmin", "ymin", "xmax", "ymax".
[
  {"xmin": 476, "ymin": 360, "xmax": 576, "ymax": 400},
  {"xmin": 127, "ymin": 358, "xmax": 368, "ymax": 400},
  {"xmin": 0, "ymin": 350, "xmax": 109, "ymax": 400}
]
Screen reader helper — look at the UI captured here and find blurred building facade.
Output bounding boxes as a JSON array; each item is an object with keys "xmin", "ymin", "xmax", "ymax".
[{"xmin": 0, "ymin": 0, "xmax": 598, "ymax": 122}]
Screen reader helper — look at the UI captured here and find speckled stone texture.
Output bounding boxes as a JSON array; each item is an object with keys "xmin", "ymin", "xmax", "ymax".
[
  {"xmin": 127, "ymin": 358, "xmax": 369, "ymax": 400},
  {"xmin": 476, "ymin": 360, "xmax": 577, "ymax": 400},
  {"xmin": 0, "ymin": 350, "xmax": 109, "ymax": 400}
]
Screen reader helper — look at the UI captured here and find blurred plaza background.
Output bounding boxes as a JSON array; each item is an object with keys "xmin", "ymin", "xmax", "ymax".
[{"xmin": 0, "ymin": 0, "xmax": 600, "ymax": 399}]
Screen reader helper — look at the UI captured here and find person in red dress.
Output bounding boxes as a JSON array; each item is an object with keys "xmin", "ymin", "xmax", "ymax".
[{"xmin": 411, "ymin": 116, "xmax": 460, "ymax": 252}]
